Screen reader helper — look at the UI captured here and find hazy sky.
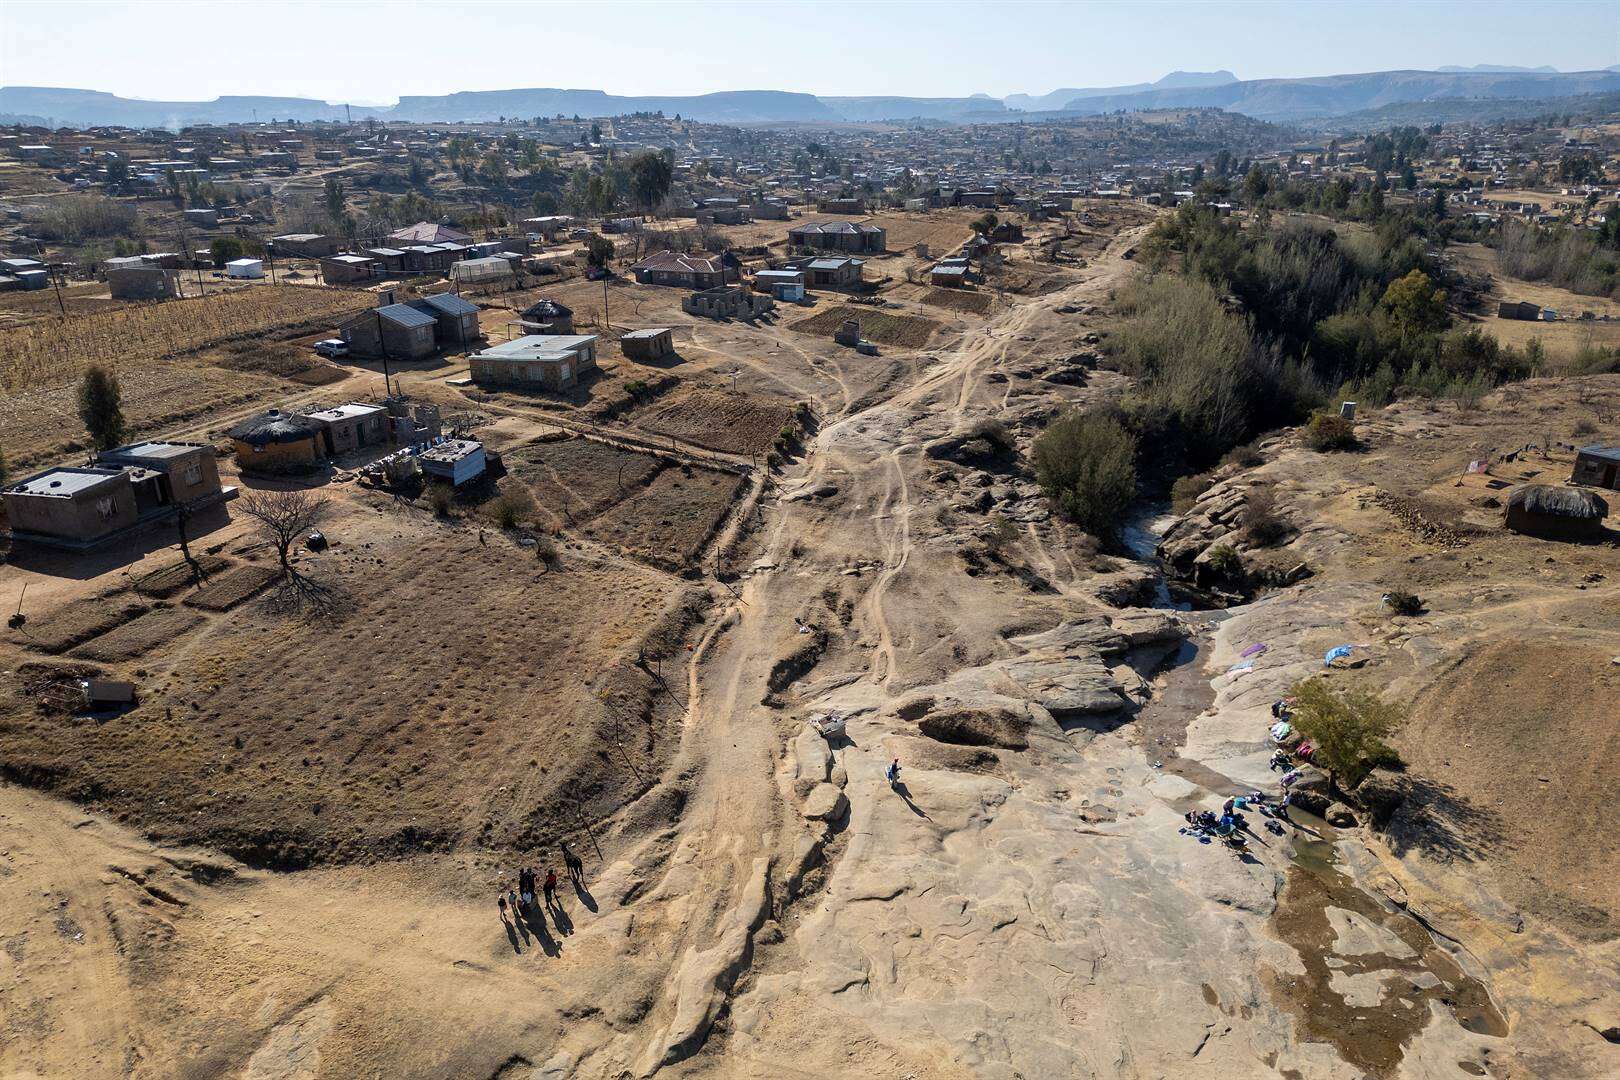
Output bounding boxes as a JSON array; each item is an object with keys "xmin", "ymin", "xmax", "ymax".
[{"xmin": 2, "ymin": 0, "xmax": 1616, "ymax": 102}]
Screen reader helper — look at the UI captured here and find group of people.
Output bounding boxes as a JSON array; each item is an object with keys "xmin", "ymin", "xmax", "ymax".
[
  {"xmin": 1182, "ymin": 789, "xmax": 1291, "ymax": 850},
  {"xmin": 498, "ymin": 840, "xmax": 587, "ymax": 942},
  {"xmin": 1180, "ymin": 699, "xmax": 1325, "ymax": 851}
]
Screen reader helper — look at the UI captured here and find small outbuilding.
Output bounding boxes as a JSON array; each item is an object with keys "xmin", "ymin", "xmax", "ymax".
[
  {"xmin": 1571, "ymin": 444, "xmax": 1620, "ymax": 491},
  {"xmin": 319, "ymin": 254, "xmax": 377, "ymax": 285},
  {"xmin": 225, "ymin": 258, "xmax": 264, "ymax": 279},
  {"xmin": 419, "ymin": 439, "xmax": 487, "ymax": 487},
  {"xmin": 620, "ymin": 327, "xmax": 675, "ymax": 362},
  {"xmin": 108, "ymin": 265, "xmax": 181, "ymax": 300},
  {"xmin": 299, "ymin": 402, "xmax": 389, "ymax": 456},
  {"xmin": 1504, "ymin": 484, "xmax": 1609, "ymax": 541}
]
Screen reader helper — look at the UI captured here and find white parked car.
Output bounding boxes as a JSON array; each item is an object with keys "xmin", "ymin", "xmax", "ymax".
[{"xmin": 313, "ymin": 338, "xmax": 349, "ymax": 359}]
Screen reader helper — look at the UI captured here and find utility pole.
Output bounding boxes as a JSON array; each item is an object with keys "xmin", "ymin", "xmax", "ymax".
[
  {"xmin": 37, "ymin": 240, "xmax": 65, "ymax": 319},
  {"xmin": 376, "ymin": 308, "xmax": 393, "ymax": 398},
  {"xmin": 601, "ymin": 274, "xmax": 610, "ymax": 331}
]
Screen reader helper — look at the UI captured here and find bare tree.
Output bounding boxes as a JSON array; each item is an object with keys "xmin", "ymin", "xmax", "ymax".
[
  {"xmin": 237, "ymin": 490, "xmax": 335, "ymax": 611},
  {"xmin": 174, "ymin": 500, "xmax": 208, "ymax": 586}
]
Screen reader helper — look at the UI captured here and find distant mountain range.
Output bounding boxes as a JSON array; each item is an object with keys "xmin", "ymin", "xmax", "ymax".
[
  {"xmin": 1004, "ymin": 71, "xmax": 1239, "ymax": 112},
  {"xmin": 5, "ymin": 67, "xmax": 1620, "ymax": 129}
]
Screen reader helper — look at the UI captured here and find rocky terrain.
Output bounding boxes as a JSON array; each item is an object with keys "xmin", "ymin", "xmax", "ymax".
[{"xmin": 2, "ymin": 218, "xmax": 1617, "ymax": 1080}]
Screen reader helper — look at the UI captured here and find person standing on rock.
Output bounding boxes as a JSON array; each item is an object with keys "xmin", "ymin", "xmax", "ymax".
[{"xmin": 885, "ymin": 758, "xmax": 901, "ymax": 788}]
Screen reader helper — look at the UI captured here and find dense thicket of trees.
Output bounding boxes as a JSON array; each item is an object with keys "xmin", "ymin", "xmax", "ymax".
[{"xmin": 1116, "ymin": 202, "xmax": 1565, "ymax": 470}]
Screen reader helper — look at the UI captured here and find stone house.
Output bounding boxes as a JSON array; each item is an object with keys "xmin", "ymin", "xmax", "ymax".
[
  {"xmin": 620, "ymin": 327, "xmax": 675, "ymax": 361},
  {"xmin": 631, "ymin": 250, "xmax": 738, "ymax": 289},
  {"xmin": 338, "ymin": 302, "xmax": 439, "ymax": 360},
  {"xmin": 788, "ymin": 221, "xmax": 885, "ymax": 254},
  {"xmin": 468, "ymin": 335, "xmax": 599, "ymax": 391}
]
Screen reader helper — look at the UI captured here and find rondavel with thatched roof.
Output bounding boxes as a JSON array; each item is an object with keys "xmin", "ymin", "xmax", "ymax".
[{"xmin": 1504, "ymin": 484, "xmax": 1609, "ymax": 541}]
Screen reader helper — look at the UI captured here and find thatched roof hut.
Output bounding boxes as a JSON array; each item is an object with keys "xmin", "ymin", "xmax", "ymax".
[
  {"xmin": 229, "ymin": 409, "xmax": 321, "ymax": 447},
  {"xmin": 229, "ymin": 409, "xmax": 323, "ymax": 473},
  {"xmin": 1505, "ymin": 484, "xmax": 1608, "ymax": 540}
]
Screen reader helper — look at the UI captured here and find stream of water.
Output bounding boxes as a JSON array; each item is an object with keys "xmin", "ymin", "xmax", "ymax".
[{"xmin": 1120, "ymin": 498, "xmax": 1506, "ymax": 1076}]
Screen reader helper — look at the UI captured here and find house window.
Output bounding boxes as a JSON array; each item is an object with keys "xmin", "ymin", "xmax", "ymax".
[
  {"xmin": 183, "ymin": 463, "xmax": 201, "ymax": 485},
  {"xmin": 96, "ymin": 497, "xmax": 116, "ymax": 520}
]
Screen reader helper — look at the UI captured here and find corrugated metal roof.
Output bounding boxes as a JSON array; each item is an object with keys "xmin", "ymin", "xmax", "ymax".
[
  {"xmin": 416, "ymin": 293, "xmax": 479, "ymax": 316},
  {"xmin": 375, "ymin": 303, "xmax": 437, "ymax": 329}
]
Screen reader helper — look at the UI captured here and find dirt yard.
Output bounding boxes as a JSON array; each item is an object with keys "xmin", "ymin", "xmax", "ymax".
[
  {"xmin": 787, "ymin": 304, "xmax": 941, "ymax": 347},
  {"xmin": 1450, "ymin": 242, "xmax": 1620, "ymax": 353}
]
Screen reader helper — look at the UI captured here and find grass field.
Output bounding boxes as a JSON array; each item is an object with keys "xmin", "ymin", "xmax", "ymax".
[
  {"xmin": 1449, "ymin": 243, "xmax": 1620, "ymax": 355},
  {"xmin": 0, "ymin": 284, "xmax": 371, "ymax": 391}
]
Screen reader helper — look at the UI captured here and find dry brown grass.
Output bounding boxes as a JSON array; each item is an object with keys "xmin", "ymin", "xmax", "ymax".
[
  {"xmin": 628, "ymin": 388, "xmax": 794, "ymax": 455},
  {"xmin": 788, "ymin": 304, "xmax": 940, "ymax": 347},
  {"xmin": 921, "ymin": 288, "xmax": 994, "ymax": 315},
  {"xmin": 0, "ymin": 285, "xmax": 370, "ymax": 391}
]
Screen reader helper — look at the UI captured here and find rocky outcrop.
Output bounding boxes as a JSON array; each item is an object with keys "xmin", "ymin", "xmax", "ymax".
[{"xmin": 917, "ymin": 704, "xmax": 1032, "ymax": 750}]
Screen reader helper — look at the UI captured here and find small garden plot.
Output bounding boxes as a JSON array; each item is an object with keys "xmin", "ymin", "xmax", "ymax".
[
  {"xmin": 133, "ymin": 555, "xmax": 234, "ymax": 598},
  {"xmin": 184, "ymin": 564, "xmax": 281, "ymax": 612},
  {"xmin": 503, "ymin": 437, "xmax": 663, "ymax": 524},
  {"xmin": 788, "ymin": 305, "xmax": 940, "ymax": 348},
  {"xmin": 922, "ymin": 288, "xmax": 994, "ymax": 315},
  {"xmin": 69, "ymin": 605, "xmax": 205, "ymax": 662},
  {"xmin": 630, "ymin": 389, "xmax": 795, "ymax": 455},
  {"xmin": 0, "ymin": 529, "xmax": 693, "ymax": 867},
  {"xmin": 584, "ymin": 466, "xmax": 745, "ymax": 568},
  {"xmin": 21, "ymin": 596, "xmax": 152, "ymax": 654}
]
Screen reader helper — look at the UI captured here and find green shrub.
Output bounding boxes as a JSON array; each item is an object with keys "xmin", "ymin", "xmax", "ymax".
[
  {"xmin": 1302, "ymin": 411, "xmax": 1358, "ymax": 451},
  {"xmin": 1171, "ymin": 471, "xmax": 1215, "ymax": 513},
  {"xmin": 1286, "ymin": 678, "xmax": 1405, "ymax": 788},
  {"xmin": 1220, "ymin": 442, "xmax": 1265, "ymax": 470},
  {"xmin": 1202, "ymin": 544, "xmax": 1243, "ymax": 579},
  {"xmin": 1031, "ymin": 409, "xmax": 1138, "ymax": 540},
  {"xmin": 491, "ymin": 491, "xmax": 525, "ymax": 529}
]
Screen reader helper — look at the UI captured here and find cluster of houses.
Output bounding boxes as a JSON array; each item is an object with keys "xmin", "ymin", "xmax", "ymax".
[
  {"xmin": 226, "ymin": 398, "xmax": 448, "ymax": 475},
  {"xmin": 334, "ymin": 289, "xmax": 482, "ymax": 360},
  {"xmin": 312, "ymin": 222, "xmax": 535, "ymax": 289},
  {"xmin": 3, "ymin": 440, "xmax": 233, "ymax": 551}
]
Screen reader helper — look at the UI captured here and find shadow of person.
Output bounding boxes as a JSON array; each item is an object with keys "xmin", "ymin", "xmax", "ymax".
[
  {"xmin": 498, "ymin": 905, "xmax": 523, "ymax": 954},
  {"xmin": 573, "ymin": 879, "xmax": 598, "ymax": 913},
  {"xmin": 521, "ymin": 901, "xmax": 560, "ymax": 957},
  {"xmin": 549, "ymin": 898, "xmax": 575, "ymax": 937},
  {"xmin": 892, "ymin": 780, "xmax": 929, "ymax": 819}
]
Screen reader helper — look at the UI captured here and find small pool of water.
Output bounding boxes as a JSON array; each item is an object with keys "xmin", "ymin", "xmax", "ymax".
[{"xmin": 1270, "ymin": 828, "xmax": 1507, "ymax": 1076}]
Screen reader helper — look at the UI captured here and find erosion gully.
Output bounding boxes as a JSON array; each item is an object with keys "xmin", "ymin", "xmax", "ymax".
[{"xmin": 1119, "ymin": 499, "xmax": 1506, "ymax": 1077}]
